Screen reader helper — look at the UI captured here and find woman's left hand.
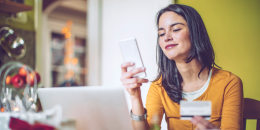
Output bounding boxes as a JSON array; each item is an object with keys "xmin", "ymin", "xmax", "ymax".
[{"xmin": 191, "ymin": 116, "xmax": 219, "ymax": 130}]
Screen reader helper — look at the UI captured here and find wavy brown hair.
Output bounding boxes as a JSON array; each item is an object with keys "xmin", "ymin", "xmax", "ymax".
[{"xmin": 155, "ymin": 4, "xmax": 218, "ymax": 103}]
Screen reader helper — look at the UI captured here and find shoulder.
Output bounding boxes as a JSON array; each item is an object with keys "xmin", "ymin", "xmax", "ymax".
[
  {"xmin": 212, "ymin": 67, "xmax": 242, "ymax": 84},
  {"xmin": 211, "ymin": 67, "xmax": 243, "ymax": 94},
  {"xmin": 150, "ymin": 77, "xmax": 163, "ymax": 89},
  {"xmin": 148, "ymin": 77, "xmax": 165, "ymax": 94}
]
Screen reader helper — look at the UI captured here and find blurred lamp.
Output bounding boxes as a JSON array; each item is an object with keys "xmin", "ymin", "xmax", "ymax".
[{"xmin": 0, "ymin": 27, "xmax": 26, "ymax": 59}]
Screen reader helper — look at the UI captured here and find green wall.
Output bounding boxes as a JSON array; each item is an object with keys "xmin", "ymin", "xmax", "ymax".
[
  {"xmin": 0, "ymin": 0, "xmax": 35, "ymax": 31},
  {"xmin": 176, "ymin": 0, "xmax": 260, "ymax": 129}
]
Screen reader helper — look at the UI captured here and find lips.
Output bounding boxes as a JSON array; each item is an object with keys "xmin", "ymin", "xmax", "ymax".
[{"xmin": 165, "ymin": 44, "xmax": 178, "ymax": 49}]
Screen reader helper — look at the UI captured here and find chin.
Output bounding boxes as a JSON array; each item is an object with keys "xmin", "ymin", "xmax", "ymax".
[
  {"xmin": 165, "ymin": 54, "xmax": 176, "ymax": 61},
  {"xmin": 164, "ymin": 50, "xmax": 178, "ymax": 58},
  {"xmin": 166, "ymin": 54, "xmax": 187, "ymax": 63}
]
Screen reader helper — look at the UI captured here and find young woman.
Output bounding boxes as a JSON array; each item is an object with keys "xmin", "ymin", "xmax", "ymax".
[{"xmin": 120, "ymin": 4, "xmax": 243, "ymax": 130}]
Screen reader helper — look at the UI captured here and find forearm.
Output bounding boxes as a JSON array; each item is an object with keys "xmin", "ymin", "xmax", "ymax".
[{"xmin": 131, "ymin": 95, "xmax": 149, "ymax": 130}]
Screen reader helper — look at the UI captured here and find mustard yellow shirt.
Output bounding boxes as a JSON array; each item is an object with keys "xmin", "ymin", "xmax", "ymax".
[{"xmin": 146, "ymin": 67, "xmax": 243, "ymax": 130}]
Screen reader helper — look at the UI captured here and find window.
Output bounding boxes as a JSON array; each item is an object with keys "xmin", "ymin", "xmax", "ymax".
[{"xmin": 51, "ymin": 31, "xmax": 87, "ymax": 87}]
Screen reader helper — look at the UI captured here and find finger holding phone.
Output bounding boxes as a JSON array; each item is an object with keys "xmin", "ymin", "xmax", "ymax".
[{"xmin": 120, "ymin": 61, "xmax": 148, "ymax": 97}]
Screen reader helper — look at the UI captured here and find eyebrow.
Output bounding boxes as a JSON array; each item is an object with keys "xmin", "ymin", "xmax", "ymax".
[{"xmin": 158, "ymin": 23, "xmax": 185, "ymax": 31}]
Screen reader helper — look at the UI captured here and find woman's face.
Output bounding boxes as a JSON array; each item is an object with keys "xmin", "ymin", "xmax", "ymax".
[{"xmin": 158, "ymin": 11, "xmax": 191, "ymax": 61}]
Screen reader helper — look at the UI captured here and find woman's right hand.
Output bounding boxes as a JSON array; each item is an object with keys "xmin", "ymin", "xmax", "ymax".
[{"xmin": 120, "ymin": 62, "xmax": 149, "ymax": 97}]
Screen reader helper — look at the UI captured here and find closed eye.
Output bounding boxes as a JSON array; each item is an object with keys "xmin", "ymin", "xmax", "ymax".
[
  {"xmin": 173, "ymin": 29, "xmax": 181, "ymax": 32},
  {"xmin": 159, "ymin": 33, "xmax": 165, "ymax": 37}
]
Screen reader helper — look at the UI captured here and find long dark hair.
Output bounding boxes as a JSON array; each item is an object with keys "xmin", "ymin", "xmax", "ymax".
[{"xmin": 155, "ymin": 4, "xmax": 217, "ymax": 103}]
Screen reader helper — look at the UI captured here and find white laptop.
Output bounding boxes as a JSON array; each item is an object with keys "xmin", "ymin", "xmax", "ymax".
[{"xmin": 38, "ymin": 86, "xmax": 133, "ymax": 130}]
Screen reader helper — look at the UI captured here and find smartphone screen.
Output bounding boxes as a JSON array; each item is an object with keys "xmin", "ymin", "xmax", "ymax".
[{"xmin": 119, "ymin": 38, "xmax": 146, "ymax": 78}]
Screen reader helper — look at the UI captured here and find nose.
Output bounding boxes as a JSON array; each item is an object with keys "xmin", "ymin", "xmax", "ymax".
[{"xmin": 164, "ymin": 31, "xmax": 173, "ymax": 42}]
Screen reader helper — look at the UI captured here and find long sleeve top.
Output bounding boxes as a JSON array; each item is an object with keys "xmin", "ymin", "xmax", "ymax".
[{"xmin": 146, "ymin": 67, "xmax": 243, "ymax": 130}]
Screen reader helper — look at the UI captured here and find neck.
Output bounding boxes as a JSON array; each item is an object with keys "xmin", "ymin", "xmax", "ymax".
[{"xmin": 176, "ymin": 59, "xmax": 209, "ymax": 85}]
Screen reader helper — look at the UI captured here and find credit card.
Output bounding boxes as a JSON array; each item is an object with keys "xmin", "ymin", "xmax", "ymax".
[{"xmin": 180, "ymin": 100, "xmax": 211, "ymax": 120}]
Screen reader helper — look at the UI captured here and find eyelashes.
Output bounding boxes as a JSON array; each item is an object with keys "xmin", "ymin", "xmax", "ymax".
[
  {"xmin": 158, "ymin": 28, "xmax": 182, "ymax": 37},
  {"xmin": 159, "ymin": 33, "xmax": 165, "ymax": 37},
  {"xmin": 173, "ymin": 29, "xmax": 181, "ymax": 32}
]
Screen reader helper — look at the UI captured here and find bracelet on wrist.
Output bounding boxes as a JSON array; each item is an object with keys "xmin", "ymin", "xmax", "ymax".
[{"xmin": 130, "ymin": 108, "xmax": 147, "ymax": 121}]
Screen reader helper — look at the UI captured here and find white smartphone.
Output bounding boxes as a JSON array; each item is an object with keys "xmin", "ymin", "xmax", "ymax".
[{"xmin": 119, "ymin": 38, "xmax": 146, "ymax": 78}]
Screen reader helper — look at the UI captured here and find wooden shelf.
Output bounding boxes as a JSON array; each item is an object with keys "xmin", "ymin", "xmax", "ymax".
[{"xmin": 0, "ymin": 0, "xmax": 32, "ymax": 13}]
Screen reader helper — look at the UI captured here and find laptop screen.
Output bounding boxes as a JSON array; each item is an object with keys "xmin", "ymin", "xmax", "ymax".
[{"xmin": 38, "ymin": 86, "xmax": 133, "ymax": 130}]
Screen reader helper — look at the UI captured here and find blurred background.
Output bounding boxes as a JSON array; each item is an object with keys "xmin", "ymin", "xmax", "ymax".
[{"xmin": 0, "ymin": 0, "xmax": 259, "ymax": 129}]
